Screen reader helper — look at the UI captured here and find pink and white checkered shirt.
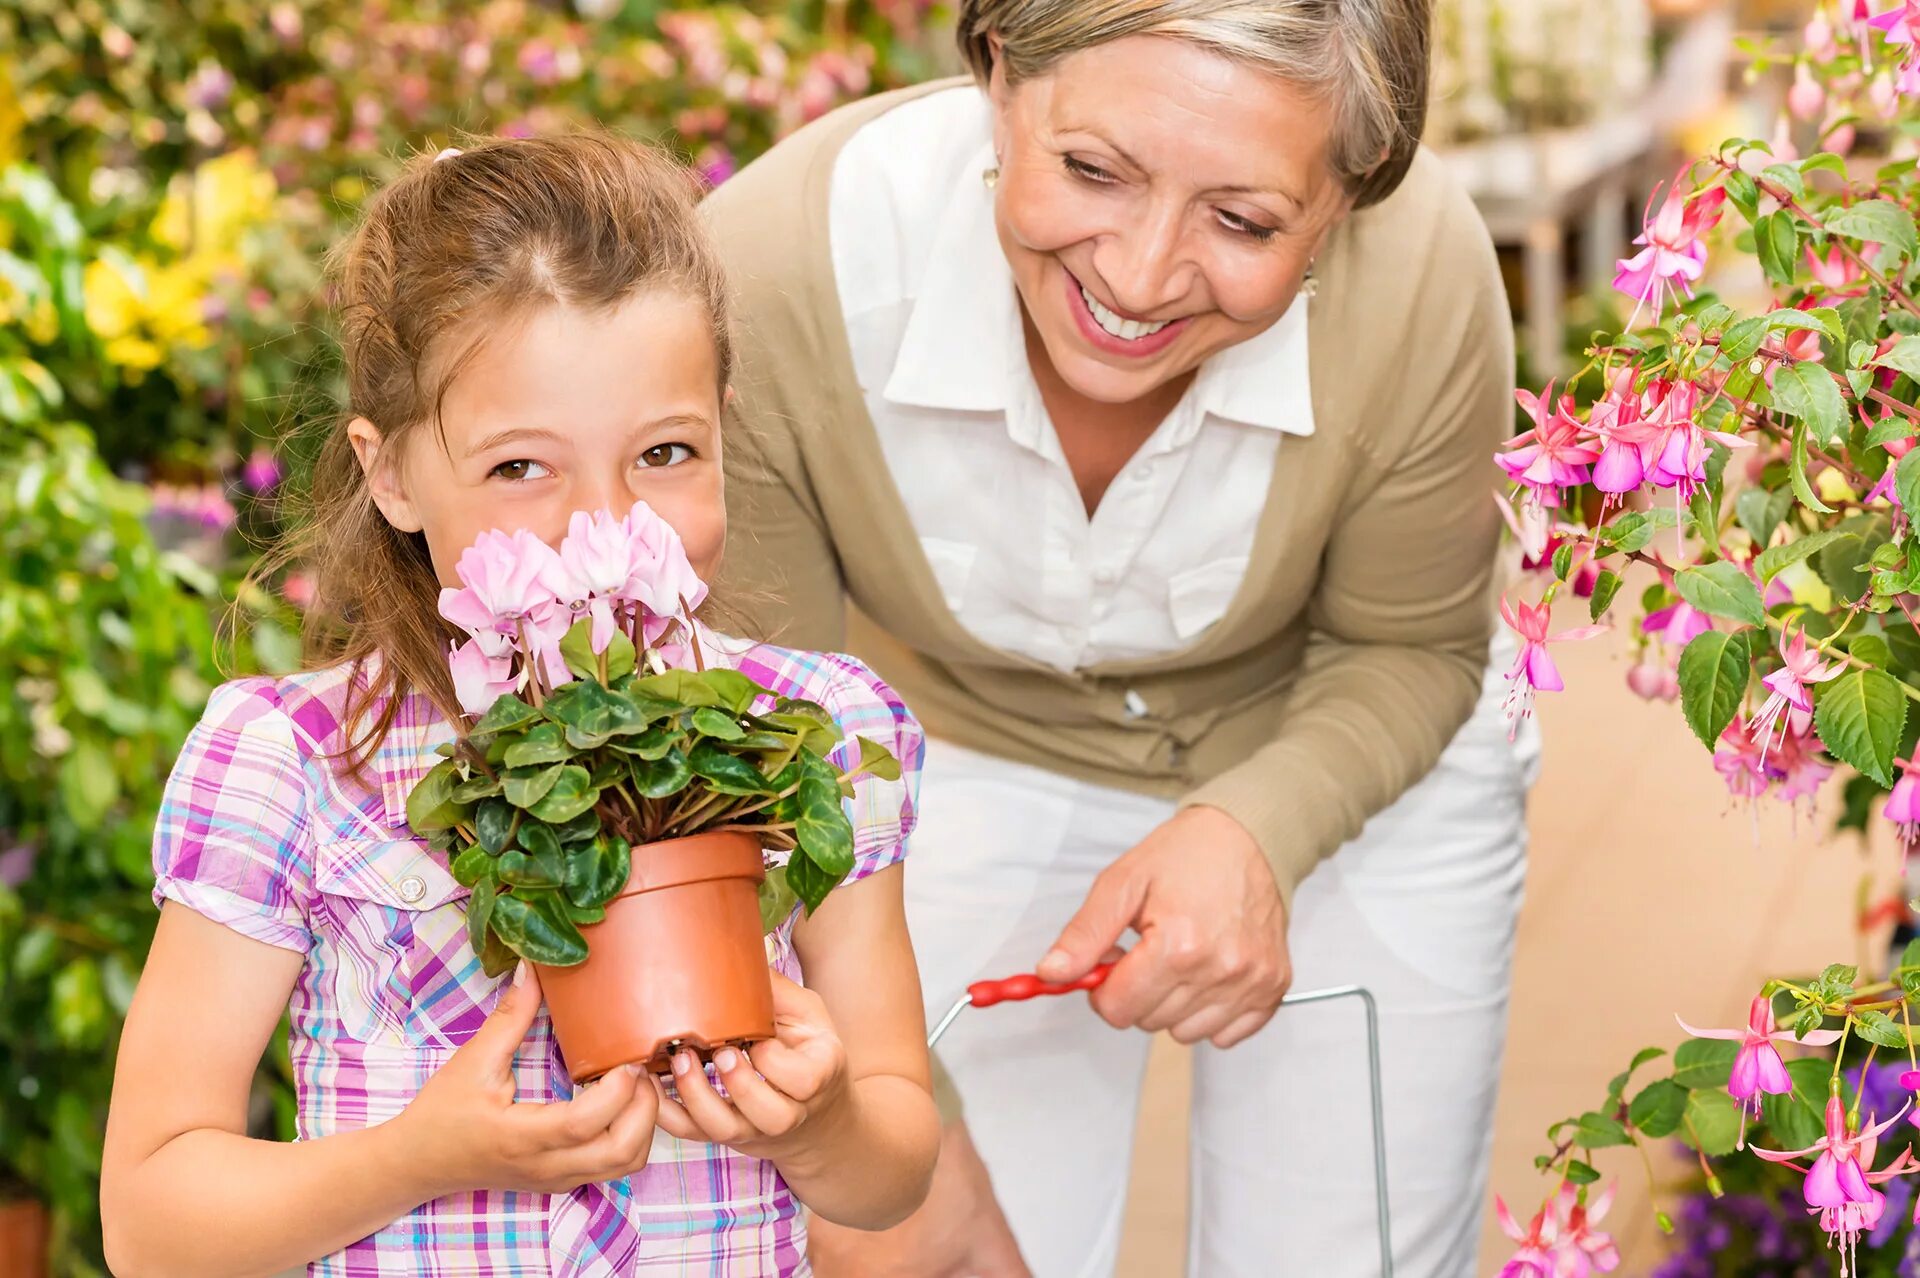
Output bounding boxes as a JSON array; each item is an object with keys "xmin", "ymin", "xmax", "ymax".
[{"xmin": 152, "ymin": 640, "xmax": 923, "ymax": 1277}]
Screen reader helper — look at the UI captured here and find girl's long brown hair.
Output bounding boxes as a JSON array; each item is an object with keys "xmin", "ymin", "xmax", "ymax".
[{"xmin": 252, "ymin": 131, "xmax": 733, "ymax": 775}]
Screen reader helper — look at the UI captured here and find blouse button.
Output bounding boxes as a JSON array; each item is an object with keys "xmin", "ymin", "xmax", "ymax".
[
  {"xmin": 397, "ymin": 874, "xmax": 427, "ymax": 904},
  {"xmin": 1122, "ymin": 689, "xmax": 1150, "ymax": 721}
]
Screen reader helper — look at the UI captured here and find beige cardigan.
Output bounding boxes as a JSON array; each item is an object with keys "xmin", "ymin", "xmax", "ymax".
[{"xmin": 703, "ymin": 80, "xmax": 1514, "ymax": 913}]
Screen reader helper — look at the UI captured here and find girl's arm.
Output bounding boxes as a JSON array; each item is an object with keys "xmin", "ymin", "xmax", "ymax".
[
  {"xmin": 103, "ymin": 904, "xmax": 662, "ymax": 1278},
  {"xmin": 656, "ymin": 864, "xmax": 940, "ymax": 1229}
]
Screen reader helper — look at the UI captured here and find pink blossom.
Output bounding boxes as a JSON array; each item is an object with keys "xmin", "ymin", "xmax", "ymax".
[
  {"xmin": 1500, "ymin": 383, "xmax": 1601, "ymax": 509},
  {"xmin": 1551, "ymin": 1180, "xmax": 1621, "ymax": 1277},
  {"xmin": 1642, "ymin": 596, "xmax": 1714, "ymax": 647},
  {"xmin": 1871, "ymin": 1, "xmax": 1920, "ymax": 95},
  {"xmin": 243, "ymin": 448, "xmax": 281, "ymax": 493},
  {"xmin": 437, "ymin": 528, "xmax": 572, "ymax": 688},
  {"xmin": 1499, "ymin": 596, "xmax": 1607, "ymax": 730},
  {"xmin": 1494, "ymin": 1195, "xmax": 1558, "ymax": 1278},
  {"xmin": 1643, "ymin": 378, "xmax": 1751, "ymax": 500},
  {"xmin": 1614, "ymin": 173, "xmax": 1726, "ymax": 319},
  {"xmin": 1678, "ymin": 994, "xmax": 1844, "ymax": 1145},
  {"xmin": 1807, "ymin": 242, "xmax": 1867, "ymax": 292},
  {"xmin": 1752, "ymin": 627, "xmax": 1843, "ymax": 753},
  {"xmin": 448, "ymin": 636, "xmax": 518, "ymax": 718},
  {"xmin": 1791, "ymin": 61, "xmax": 1828, "ymax": 119},
  {"xmin": 1715, "ymin": 719, "xmax": 1774, "ymax": 799},
  {"xmin": 1808, "ymin": 9, "xmax": 1840, "ymax": 59},
  {"xmin": 1753, "ymin": 1095, "xmax": 1917, "ymax": 1270},
  {"xmin": 555, "ymin": 508, "xmax": 641, "ymax": 654},
  {"xmin": 1586, "ymin": 376, "xmax": 1662, "ymax": 495},
  {"xmin": 281, "ymin": 572, "xmax": 315, "ymax": 609},
  {"xmin": 1626, "ymin": 661, "xmax": 1679, "ymax": 701},
  {"xmin": 1884, "ymin": 755, "xmax": 1920, "ymax": 846},
  {"xmin": 622, "ymin": 500, "xmax": 709, "ymax": 621},
  {"xmin": 1771, "ymin": 720, "xmax": 1835, "ymax": 806}
]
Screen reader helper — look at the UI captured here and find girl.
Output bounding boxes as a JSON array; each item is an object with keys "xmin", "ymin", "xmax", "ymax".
[{"xmin": 100, "ymin": 133, "xmax": 938, "ymax": 1278}]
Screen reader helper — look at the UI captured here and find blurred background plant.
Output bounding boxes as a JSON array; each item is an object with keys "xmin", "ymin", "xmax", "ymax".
[{"xmin": 0, "ymin": 2, "xmax": 949, "ymax": 1270}]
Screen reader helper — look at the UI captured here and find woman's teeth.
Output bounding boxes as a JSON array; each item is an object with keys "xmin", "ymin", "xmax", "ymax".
[{"xmin": 1081, "ymin": 284, "xmax": 1171, "ymax": 341}]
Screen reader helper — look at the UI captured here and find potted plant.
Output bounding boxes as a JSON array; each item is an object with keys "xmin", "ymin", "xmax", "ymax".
[{"xmin": 405, "ymin": 503, "xmax": 898, "ymax": 1079}]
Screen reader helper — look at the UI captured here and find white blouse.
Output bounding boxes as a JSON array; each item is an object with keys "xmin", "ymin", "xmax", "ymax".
[{"xmin": 827, "ymin": 86, "xmax": 1315, "ymax": 674}]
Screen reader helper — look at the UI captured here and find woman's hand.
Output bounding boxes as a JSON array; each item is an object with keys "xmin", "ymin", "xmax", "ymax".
[
  {"xmin": 652, "ymin": 969, "xmax": 852, "ymax": 1164},
  {"xmin": 808, "ymin": 1120, "xmax": 1031, "ymax": 1278},
  {"xmin": 1038, "ymin": 804, "xmax": 1291, "ymax": 1047},
  {"xmin": 398, "ymin": 963, "xmax": 661, "ymax": 1196}
]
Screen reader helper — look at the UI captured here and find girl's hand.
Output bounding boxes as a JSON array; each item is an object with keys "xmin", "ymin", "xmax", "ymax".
[
  {"xmin": 399, "ymin": 963, "xmax": 660, "ymax": 1197},
  {"xmin": 653, "ymin": 969, "xmax": 851, "ymax": 1164}
]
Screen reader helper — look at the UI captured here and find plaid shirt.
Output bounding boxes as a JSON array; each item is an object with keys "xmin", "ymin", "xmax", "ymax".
[{"xmin": 152, "ymin": 639, "xmax": 923, "ymax": 1277}]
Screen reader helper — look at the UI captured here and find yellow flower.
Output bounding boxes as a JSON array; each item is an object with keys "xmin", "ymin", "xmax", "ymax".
[
  {"xmin": 83, "ymin": 256, "xmax": 144, "ymax": 342},
  {"xmin": 152, "ymin": 149, "xmax": 278, "ymax": 270},
  {"xmin": 83, "ymin": 253, "xmax": 210, "ymax": 374}
]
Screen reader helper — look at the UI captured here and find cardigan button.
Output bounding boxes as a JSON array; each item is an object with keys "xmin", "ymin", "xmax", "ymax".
[{"xmin": 1122, "ymin": 689, "xmax": 1150, "ymax": 721}]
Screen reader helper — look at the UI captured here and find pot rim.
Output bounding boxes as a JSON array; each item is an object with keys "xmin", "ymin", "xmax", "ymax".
[{"xmin": 607, "ymin": 827, "xmax": 766, "ymax": 904}]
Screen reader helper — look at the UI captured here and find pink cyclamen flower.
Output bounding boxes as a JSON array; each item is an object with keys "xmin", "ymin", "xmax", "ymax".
[
  {"xmin": 1494, "ymin": 1195, "xmax": 1559, "ymax": 1278},
  {"xmin": 1499, "ymin": 595, "xmax": 1607, "ymax": 730},
  {"xmin": 622, "ymin": 499, "xmax": 710, "ymax": 621},
  {"xmin": 438, "ymin": 528, "xmax": 573, "ymax": 689},
  {"xmin": 1752, "ymin": 627, "xmax": 1843, "ymax": 754},
  {"xmin": 1715, "ymin": 719, "xmax": 1774, "ymax": 799},
  {"xmin": 555, "ymin": 508, "xmax": 643, "ymax": 655},
  {"xmin": 1500, "ymin": 383, "xmax": 1600, "ymax": 508},
  {"xmin": 1677, "ymin": 994, "xmax": 1845, "ymax": 1144},
  {"xmin": 1613, "ymin": 173, "xmax": 1726, "ymax": 319},
  {"xmin": 448, "ymin": 636, "xmax": 518, "ymax": 718},
  {"xmin": 1884, "ymin": 756, "xmax": 1920, "ymax": 846},
  {"xmin": 1551, "ymin": 1180, "xmax": 1621, "ymax": 1277}
]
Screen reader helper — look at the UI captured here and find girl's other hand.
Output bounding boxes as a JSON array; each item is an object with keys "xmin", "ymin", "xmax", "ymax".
[
  {"xmin": 398, "ymin": 962, "xmax": 660, "ymax": 1196},
  {"xmin": 653, "ymin": 968, "xmax": 850, "ymax": 1164}
]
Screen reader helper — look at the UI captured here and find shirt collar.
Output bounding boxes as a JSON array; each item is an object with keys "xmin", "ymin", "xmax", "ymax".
[{"xmin": 881, "ymin": 143, "xmax": 1314, "ymax": 437}]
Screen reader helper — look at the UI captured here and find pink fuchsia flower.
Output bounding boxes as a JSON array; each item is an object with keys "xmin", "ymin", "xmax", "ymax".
[
  {"xmin": 1715, "ymin": 719, "xmax": 1774, "ymax": 799},
  {"xmin": 1752, "ymin": 1095, "xmax": 1917, "ymax": 1271},
  {"xmin": 1586, "ymin": 376, "xmax": 1663, "ymax": 497},
  {"xmin": 243, "ymin": 448, "xmax": 281, "ymax": 493},
  {"xmin": 1752, "ymin": 627, "xmax": 1843, "ymax": 754},
  {"xmin": 1790, "ymin": 61, "xmax": 1828, "ymax": 119},
  {"xmin": 1626, "ymin": 661, "xmax": 1679, "ymax": 701},
  {"xmin": 1551, "ymin": 1180, "xmax": 1621, "ymax": 1277},
  {"xmin": 1500, "ymin": 383, "xmax": 1600, "ymax": 508},
  {"xmin": 1871, "ymin": 1, "xmax": 1920, "ymax": 94},
  {"xmin": 1642, "ymin": 594, "xmax": 1714, "ymax": 647},
  {"xmin": 1770, "ymin": 720, "xmax": 1835, "ymax": 807},
  {"xmin": 1613, "ymin": 173, "xmax": 1726, "ymax": 320},
  {"xmin": 1884, "ymin": 756, "xmax": 1920, "ymax": 846},
  {"xmin": 1643, "ymin": 378, "xmax": 1752, "ymax": 500},
  {"xmin": 1807, "ymin": 242, "xmax": 1867, "ymax": 293},
  {"xmin": 1493, "ymin": 1195, "xmax": 1559, "ymax": 1278},
  {"xmin": 448, "ymin": 636, "xmax": 518, "ymax": 718},
  {"xmin": 1677, "ymin": 994, "xmax": 1845, "ymax": 1144},
  {"xmin": 1808, "ymin": 9, "xmax": 1840, "ymax": 60},
  {"xmin": 1499, "ymin": 595, "xmax": 1607, "ymax": 730}
]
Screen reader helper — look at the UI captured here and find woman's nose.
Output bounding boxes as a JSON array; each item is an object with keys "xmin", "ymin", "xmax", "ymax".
[{"xmin": 1094, "ymin": 208, "xmax": 1195, "ymax": 316}]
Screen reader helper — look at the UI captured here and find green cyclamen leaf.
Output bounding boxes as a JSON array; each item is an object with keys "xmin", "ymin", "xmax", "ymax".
[
  {"xmin": 527, "ymin": 765, "xmax": 598, "ymax": 823},
  {"xmin": 405, "ymin": 759, "xmax": 462, "ymax": 833},
  {"xmin": 489, "ymin": 890, "xmax": 588, "ymax": 966}
]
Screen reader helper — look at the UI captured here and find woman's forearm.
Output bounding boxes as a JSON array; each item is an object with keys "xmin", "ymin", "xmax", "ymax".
[
  {"xmin": 774, "ymin": 1073, "xmax": 940, "ymax": 1230},
  {"xmin": 104, "ymin": 1118, "xmax": 431, "ymax": 1278}
]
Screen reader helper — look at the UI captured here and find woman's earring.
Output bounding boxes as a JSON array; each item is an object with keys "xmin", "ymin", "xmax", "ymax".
[
  {"xmin": 982, "ymin": 166, "xmax": 1000, "ymax": 190},
  {"xmin": 1302, "ymin": 263, "xmax": 1318, "ymax": 299}
]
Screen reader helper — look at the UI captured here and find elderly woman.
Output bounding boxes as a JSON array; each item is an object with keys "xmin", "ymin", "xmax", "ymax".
[{"xmin": 705, "ymin": 1, "xmax": 1538, "ymax": 1274}]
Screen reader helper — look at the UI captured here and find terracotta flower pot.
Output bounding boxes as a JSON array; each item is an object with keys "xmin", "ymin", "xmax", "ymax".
[
  {"xmin": 535, "ymin": 829, "xmax": 775, "ymax": 1081},
  {"xmin": 0, "ymin": 1198, "xmax": 49, "ymax": 1278}
]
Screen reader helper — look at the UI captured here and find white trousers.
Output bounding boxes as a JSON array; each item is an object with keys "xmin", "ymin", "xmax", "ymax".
[{"xmin": 904, "ymin": 646, "xmax": 1540, "ymax": 1278}]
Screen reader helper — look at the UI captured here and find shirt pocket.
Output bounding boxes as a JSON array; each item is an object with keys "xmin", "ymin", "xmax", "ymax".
[
  {"xmin": 312, "ymin": 838, "xmax": 492, "ymax": 1049},
  {"xmin": 918, "ymin": 537, "xmax": 979, "ymax": 617},
  {"xmin": 1166, "ymin": 555, "xmax": 1251, "ymax": 642}
]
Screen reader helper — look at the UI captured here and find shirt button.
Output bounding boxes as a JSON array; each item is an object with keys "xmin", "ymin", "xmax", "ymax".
[
  {"xmin": 397, "ymin": 874, "xmax": 427, "ymax": 904},
  {"xmin": 1123, "ymin": 689, "xmax": 1150, "ymax": 720},
  {"xmin": 1130, "ymin": 464, "xmax": 1153, "ymax": 483}
]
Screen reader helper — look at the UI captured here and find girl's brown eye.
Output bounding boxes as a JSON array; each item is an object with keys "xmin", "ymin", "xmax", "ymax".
[
  {"xmin": 640, "ymin": 443, "xmax": 694, "ymax": 468},
  {"xmin": 491, "ymin": 459, "xmax": 549, "ymax": 481}
]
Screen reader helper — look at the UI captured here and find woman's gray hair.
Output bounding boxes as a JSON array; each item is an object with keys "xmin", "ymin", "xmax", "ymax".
[{"xmin": 956, "ymin": 0, "xmax": 1431, "ymax": 210}]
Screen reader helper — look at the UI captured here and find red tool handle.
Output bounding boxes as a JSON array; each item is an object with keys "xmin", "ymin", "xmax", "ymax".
[{"xmin": 966, "ymin": 962, "xmax": 1115, "ymax": 1010}]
